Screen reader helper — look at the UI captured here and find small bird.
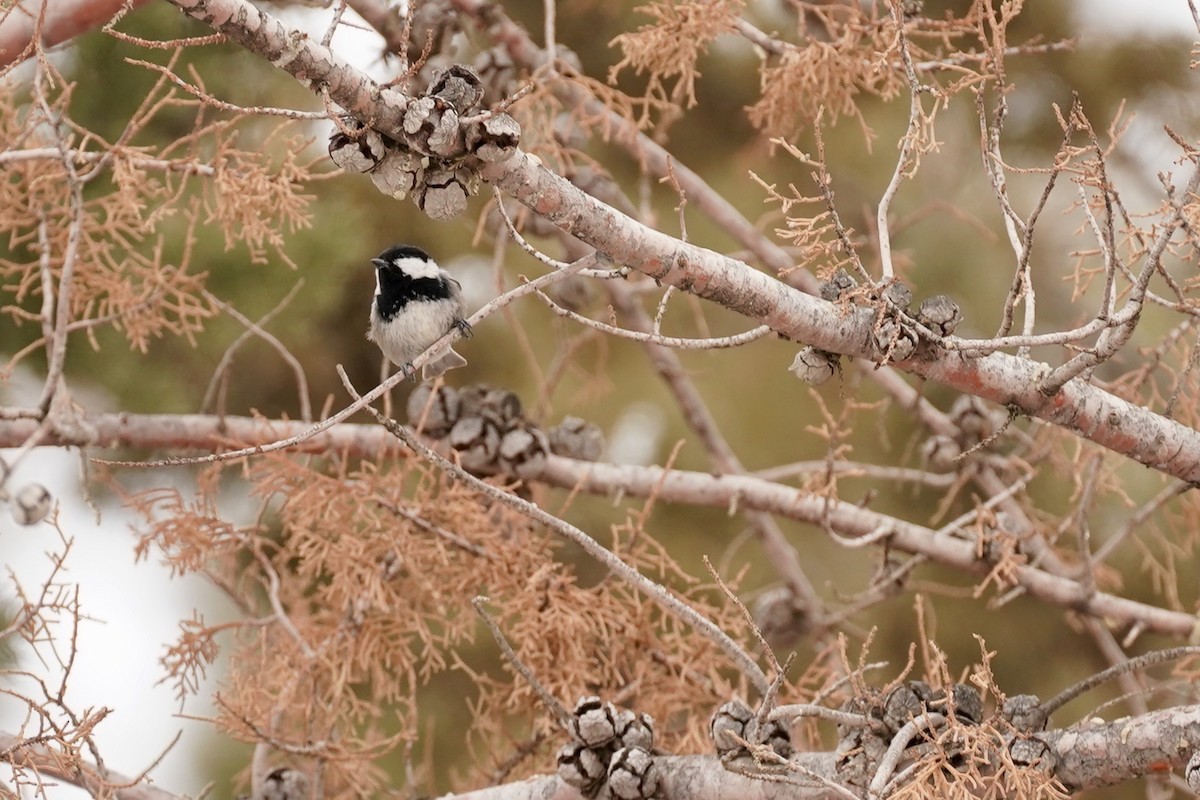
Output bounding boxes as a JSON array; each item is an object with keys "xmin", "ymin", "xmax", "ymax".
[{"xmin": 368, "ymin": 244, "xmax": 472, "ymax": 380}]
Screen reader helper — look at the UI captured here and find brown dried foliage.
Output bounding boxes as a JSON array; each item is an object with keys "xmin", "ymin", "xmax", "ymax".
[
  {"xmin": 128, "ymin": 453, "xmax": 760, "ymax": 793},
  {"xmin": 0, "ymin": 57, "xmax": 316, "ymax": 372},
  {"xmin": 746, "ymin": 2, "xmax": 1014, "ymax": 141},
  {"xmin": 609, "ymin": 0, "xmax": 743, "ymax": 121}
]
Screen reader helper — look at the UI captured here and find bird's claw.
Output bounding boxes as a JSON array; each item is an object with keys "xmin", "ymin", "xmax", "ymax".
[{"xmin": 453, "ymin": 319, "xmax": 474, "ymax": 339}]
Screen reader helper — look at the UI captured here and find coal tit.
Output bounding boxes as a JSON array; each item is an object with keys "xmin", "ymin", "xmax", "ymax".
[{"xmin": 368, "ymin": 244, "xmax": 472, "ymax": 380}]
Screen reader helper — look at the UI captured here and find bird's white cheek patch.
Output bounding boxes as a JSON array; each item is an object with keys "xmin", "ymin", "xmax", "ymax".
[
  {"xmin": 396, "ymin": 256, "xmax": 441, "ymax": 280},
  {"xmin": 374, "ymin": 270, "xmax": 381, "ymax": 297}
]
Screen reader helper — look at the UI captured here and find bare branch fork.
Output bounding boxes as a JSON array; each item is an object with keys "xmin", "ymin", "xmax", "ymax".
[{"xmin": 159, "ymin": 0, "xmax": 1200, "ymax": 483}]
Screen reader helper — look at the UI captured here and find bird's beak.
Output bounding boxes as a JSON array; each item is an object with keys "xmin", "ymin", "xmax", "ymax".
[{"xmin": 371, "ymin": 258, "xmax": 388, "ymax": 269}]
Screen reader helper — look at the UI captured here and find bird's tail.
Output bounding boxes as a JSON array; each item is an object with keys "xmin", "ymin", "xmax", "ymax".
[{"xmin": 422, "ymin": 348, "xmax": 467, "ymax": 380}]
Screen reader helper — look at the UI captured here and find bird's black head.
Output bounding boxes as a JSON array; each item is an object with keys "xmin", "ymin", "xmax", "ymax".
[
  {"xmin": 374, "ymin": 244, "xmax": 432, "ymax": 268},
  {"xmin": 371, "ymin": 244, "xmax": 452, "ymax": 314}
]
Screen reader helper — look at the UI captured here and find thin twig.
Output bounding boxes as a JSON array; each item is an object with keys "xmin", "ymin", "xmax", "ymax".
[
  {"xmin": 876, "ymin": 2, "xmax": 929, "ymax": 282},
  {"xmin": 1041, "ymin": 159, "xmax": 1200, "ymax": 393},
  {"xmin": 375, "ymin": 498, "xmax": 495, "ymax": 560},
  {"xmin": 321, "ymin": 0, "xmax": 349, "ymax": 48},
  {"xmin": 201, "ymin": 285, "xmax": 311, "ymax": 421},
  {"xmin": 34, "ymin": 56, "xmax": 85, "ymax": 414},
  {"xmin": 472, "ymin": 597, "xmax": 571, "ymax": 726},
  {"xmin": 125, "ymin": 58, "xmax": 327, "ymax": 119},
  {"xmin": 249, "ymin": 546, "xmax": 316, "ymax": 660},
  {"xmin": 1039, "ymin": 647, "xmax": 1200, "ymax": 723},
  {"xmin": 768, "ymin": 703, "xmax": 886, "ymax": 732},
  {"xmin": 492, "ymin": 192, "xmax": 629, "ymax": 279},
  {"xmin": 534, "ymin": 288, "xmax": 770, "ymax": 349},
  {"xmin": 1092, "ymin": 481, "xmax": 1191, "ymax": 565}
]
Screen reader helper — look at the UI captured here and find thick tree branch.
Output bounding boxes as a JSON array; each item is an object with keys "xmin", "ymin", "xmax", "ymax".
[
  {"xmin": 1047, "ymin": 705, "xmax": 1200, "ymax": 790},
  {"xmin": 537, "ymin": 456, "xmax": 1196, "ymax": 639},
  {"xmin": 3, "ymin": 408, "xmax": 1192, "ymax": 640},
  {"xmin": 0, "ymin": 409, "xmax": 402, "ymax": 458},
  {"xmin": 0, "ymin": 0, "xmax": 152, "ymax": 67},
  {"xmin": 439, "ymin": 705, "xmax": 1200, "ymax": 798},
  {"xmin": 437, "ymin": 754, "xmax": 843, "ymax": 800},
  {"xmin": 0, "ymin": 732, "xmax": 182, "ymax": 800}
]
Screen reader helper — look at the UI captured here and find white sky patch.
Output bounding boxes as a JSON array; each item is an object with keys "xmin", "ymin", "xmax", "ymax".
[
  {"xmin": 607, "ymin": 403, "xmax": 666, "ymax": 466},
  {"xmin": 274, "ymin": 6, "xmax": 392, "ymax": 81},
  {"xmin": 1074, "ymin": 0, "xmax": 1198, "ymax": 36},
  {"xmin": 0, "ymin": 446, "xmax": 234, "ymax": 798}
]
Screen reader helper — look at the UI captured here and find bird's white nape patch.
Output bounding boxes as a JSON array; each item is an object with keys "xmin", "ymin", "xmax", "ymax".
[{"xmin": 393, "ymin": 255, "xmax": 441, "ymax": 280}]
